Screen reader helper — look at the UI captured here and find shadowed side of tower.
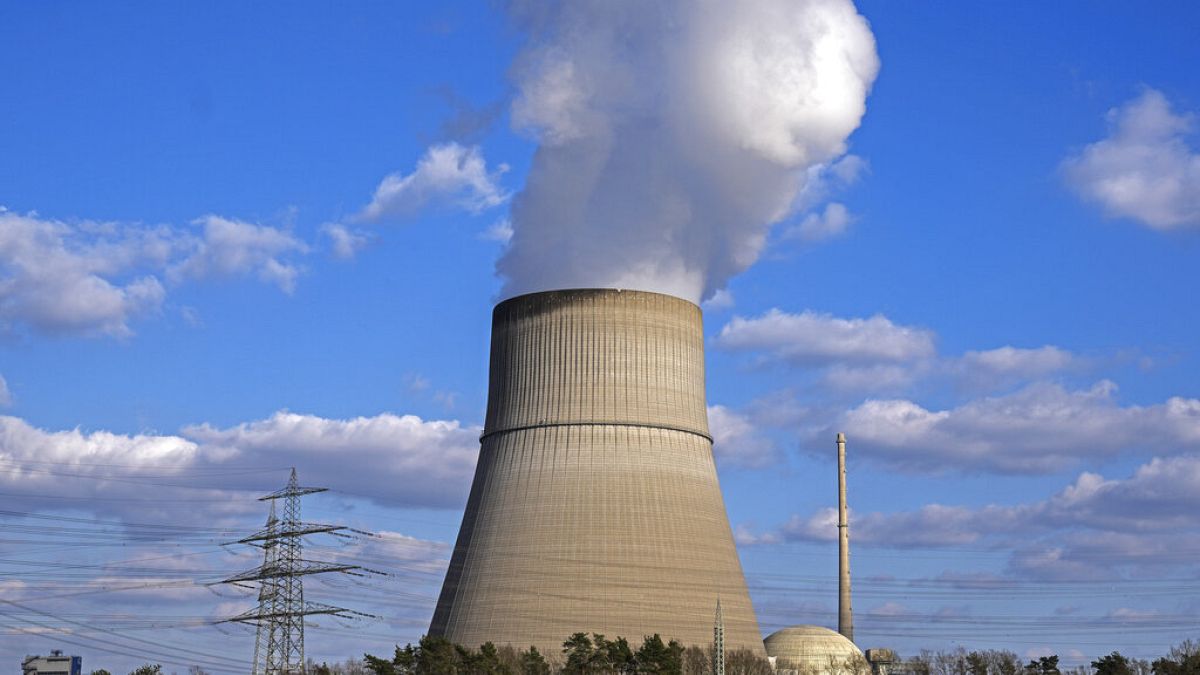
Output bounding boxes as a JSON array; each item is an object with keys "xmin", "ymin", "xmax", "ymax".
[{"xmin": 430, "ymin": 289, "xmax": 763, "ymax": 654}]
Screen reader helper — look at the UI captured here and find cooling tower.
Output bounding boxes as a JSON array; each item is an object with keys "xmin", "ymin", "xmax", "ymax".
[{"xmin": 430, "ymin": 288, "xmax": 763, "ymax": 655}]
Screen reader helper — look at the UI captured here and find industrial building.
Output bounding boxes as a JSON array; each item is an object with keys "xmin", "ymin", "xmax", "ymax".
[
  {"xmin": 427, "ymin": 287, "xmax": 902, "ymax": 673},
  {"xmin": 430, "ymin": 288, "xmax": 763, "ymax": 654},
  {"xmin": 763, "ymin": 434, "xmax": 900, "ymax": 675},
  {"xmin": 764, "ymin": 625, "xmax": 866, "ymax": 675},
  {"xmin": 22, "ymin": 651, "xmax": 81, "ymax": 675}
]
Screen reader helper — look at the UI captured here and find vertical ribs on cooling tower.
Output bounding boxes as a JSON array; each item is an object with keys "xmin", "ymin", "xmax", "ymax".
[{"xmin": 429, "ymin": 289, "xmax": 764, "ymax": 654}]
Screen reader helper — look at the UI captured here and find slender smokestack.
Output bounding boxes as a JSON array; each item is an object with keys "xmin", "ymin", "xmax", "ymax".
[{"xmin": 837, "ymin": 432, "xmax": 854, "ymax": 643}]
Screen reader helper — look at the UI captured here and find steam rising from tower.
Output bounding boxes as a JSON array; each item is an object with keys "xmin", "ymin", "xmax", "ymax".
[
  {"xmin": 498, "ymin": 0, "xmax": 879, "ymax": 303},
  {"xmin": 430, "ymin": 289, "xmax": 763, "ymax": 653}
]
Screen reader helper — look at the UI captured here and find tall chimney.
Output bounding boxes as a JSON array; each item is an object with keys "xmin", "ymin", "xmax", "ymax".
[
  {"xmin": 837, "ymin": 432, "xmax": 853, "ymax": 643},
  {"xmin": 429, "ymin": 289, "xmax": 763, "ymax": 654}
]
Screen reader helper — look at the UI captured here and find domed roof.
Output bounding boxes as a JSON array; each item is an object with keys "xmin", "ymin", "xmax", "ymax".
[{"xmin": 763, "ymin": 625, "xmax": 865, "ymax": 675}]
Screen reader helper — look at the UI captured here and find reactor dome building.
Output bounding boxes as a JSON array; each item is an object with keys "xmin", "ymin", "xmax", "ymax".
[
  {"xmin": 429, "ymin": 288, "xmax": 764, "ymax": 654},
  {"xmin": 764, "ymin": 625, "xmax": 866, "ymax": 675}
]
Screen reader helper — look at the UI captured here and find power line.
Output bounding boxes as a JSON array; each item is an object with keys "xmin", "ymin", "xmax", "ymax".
[{"xmin": 218, "ymin": 468, "xmax": 378, "ymax": 675}]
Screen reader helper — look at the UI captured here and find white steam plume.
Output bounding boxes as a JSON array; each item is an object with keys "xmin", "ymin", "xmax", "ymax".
[{"xmin": 498, "ymin": 0, "xmax": 879, "ymax": 303}]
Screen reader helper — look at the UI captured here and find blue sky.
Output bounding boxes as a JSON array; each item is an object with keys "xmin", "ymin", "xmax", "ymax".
[{"xmin": 2, "ymin": 1, "xmax": 1199, "ymax": 673}]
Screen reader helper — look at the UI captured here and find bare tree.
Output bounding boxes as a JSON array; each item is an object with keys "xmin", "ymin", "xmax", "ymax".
[{"xmin": 726, "ymin": 648, "xmax": 773, "ymax": 675}]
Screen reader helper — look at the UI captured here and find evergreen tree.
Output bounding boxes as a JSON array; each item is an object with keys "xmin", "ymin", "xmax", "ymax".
[
  {"xmin": 635, "ymin": 634, "xmax": 682, "ymax": 674},
  {"xmin": 363, "ymin": 654, "xmax": 397, "ymax": 675},
  {"xmin": 520, "ymin": 647, "xmax": 551, "ymax": 675},
  {"xmin": 563, "ymin": 632, "xmax": 596, "ymax": 674},
  {"xmin": 419, "ymin": 635, "xmax": 463, "ymax": 675},
  {"xmin": 1026, "ymin": 656, "xmax": 1060, "ymax": 675},
  {"xmin": 1093, "ymin": 653, "xmax": 1134, "ymax": 675}
]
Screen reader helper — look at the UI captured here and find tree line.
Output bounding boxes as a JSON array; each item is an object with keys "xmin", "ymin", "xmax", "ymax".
[
  {"xmin": 85, "ymin": 636, "xmax": 1199, "ymax": 675},
  {"xmin": 898, "ymin": 641, "xmax": 1198, "ymax": 675},
  {"xmin": 354, "ymin": 632, "xmax": 771, "ymax": 675}
]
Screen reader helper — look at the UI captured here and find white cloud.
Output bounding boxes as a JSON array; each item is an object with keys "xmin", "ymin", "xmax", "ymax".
[
  {"xmin": 716, "ymin": 309, "xmax": 1082, "ymax": 392},
  {"xmin": 314, "ymin": 529, "xmax": 450, "ymax": 578},
  {"xmin": 322, "ymin": 223, "xmax": 370, "ymax": 260},
  {"xmin": 0, "ymin": 415, "xmax": 212, "ymax": 523},
  {"xmin": 1063, "ymin": 89, "xmax": 1200, "ymax": 229},
  {"xmin": 179, "ymin": 305, "xmax": 202, "ymax": 327},
  {"xmin": 828, "ymin": 381, "xmax": 1200, "ymax": 473},
  {"xmin": 819, "ymin": 362, "xmax": 924, "ymax": 393},
  {"xmin": 733, "ymin": 523, "xmax": 780, "ymax": 546},
  {"xmin": 953, "ymin": 346, "xmax": 1079, "ymax": 381},
  {"xmin": 0, "ymin": 375, "xmax": 11, "ymax": 406},
  {"xmin": 480, "ymin": 218, "xmax": 514, "ymax": 243},
  {"xmin": 0, "ymin": 209, "xmax": 312, "ymax": 336},
  {"xmin": 702, "ymin": 288, "xmax": 735, "ymax": 311},
  {"xmin": 0, "ymin": 415, "xmax": 198, "ymax": 468},
  {"xmin": 404, "ymin": 373, "xmax": 431, "ymax": 392},
  {"xmin": 716, "ymin": 308, "xmax": 936, "ymax": 365},
  {"xmin": 786, "ymin": 202, "xmax": 856, "ymax": 241},
  {"xmin": 0, "ymin": 209, "xmax": 171, "ymax": 337},
  {"xmin": 783, "ymin": 458, "xmax": 1200, "ymax": 545},
  {"xmin": 777, "ymin": 503, "xmax": 997, "ymax": 548},
  {"xmin": 715, "ymin": 307, "xmax": 1085, "ymax": 397},
  {"xmin": 793, "ymin": 155, "xmax": 869, "ymax": 211},
  {"xmin": 0, "ymin": 410, "xmax": 481, "ymax": 524},
  {"xmin": 357, "ymin": 143, "xmax": 509, "ymax": 222},
  {"xmin": 169, "ymin": 215, "xmax": 307, "ymax": 293},
  {"xmin": 181, "ymin": 411, "xmax": 480, "ymax": 508},
  {"xmin": 770, "ymin": 453, "xmax": 1200, "ymax": 578},
  {"xmin": 707, "ymin": 404, "xmax": 778, "ymax": 468},
  {"xmin": 867, "ymin": 601, "xmax": 911, "ymax": 618}
]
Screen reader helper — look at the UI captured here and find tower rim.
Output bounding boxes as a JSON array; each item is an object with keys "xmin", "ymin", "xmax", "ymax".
[{"xmin": 494, "ymin": 287, "xmax": 702, "ymax": 312}]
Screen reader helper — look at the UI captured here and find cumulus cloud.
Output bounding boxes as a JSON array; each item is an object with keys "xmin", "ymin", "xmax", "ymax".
[
  {"xmin": 169, "ymin": 215, "xmax": 307, "ymax": 293},
  {"xmin": 1063, "ymin": 89, "xmax": 1200, "ymax": 229},
  {"xmin": 818, "ymin": 362, "xmax": 926, "ymax": 393},
  {"xmin": 322, "ymin": 223, "xmax": 371, "ymax": 260},
  {"xmin": 0, "ymin": 209, "xmax": 312, "ymax": 336},
  {"xmin": 733, "ymin": 523, "xmax": 780, "ymax": 546},
  {"xmin": 768, "ymin": 454, "xmax": 1200, "ymax": 578},
  {"xmin": 702, "ymin": 288, "xmax": 735, "ymax": 312},
  {"xmin": 0, "ymin": 410, "xmax": 481, "ymax": 524},
  {"xmin": 0, "ymin": 415, "xmax": 198, "ymax": 469},
  {"xmin": 707, "ymin": 404, "xmax": 779, "ymax": 468},
  {"xmin": 793, "ymin": 154, "xmax": 869, "ymax": 211},
  {"xmin": 312, "ymin": 529, "xmax": 450, "ymax": 578},
  {"xmin": 786, "ymin": 202, "xmax": 856, "ymax": 241},
  {"xmin": 716, "ymin": 308, "xmax": 936, "ymax": 365},
  {"xmin": 498, "ymin": 0, "xmax": 879, "ymax": 303},
  {"xmin": 943, "ymin": 345, "xmax": 1086, "ymax": 393},
  {"xmin": 0, "ymin": 415, "xmax": 213, "ymax": 523},
  {"xmin": 825, "ymin": 381, "xmax": 1200, "ymax": 474},
  {"xmin": 953, "ymin": 346, "xmax": 1079, "ymax": 380},
  {"xmin": 183, "ymin": 411, "xmax": 480, "ymax": 508},
  {"xmin": 714, "ymin": 306, "xmax": 1092, "ymax": 397},
  {"xmin": 0, "ymin": 209, "xmax": 172, "ymax": 337},
  {"xmin": 357, "ymin": 143, "xmax": 509, "ymax": 222},
  {"xmin": 480, "ymin": 218, "xmax": 514, "ymax": 243}
]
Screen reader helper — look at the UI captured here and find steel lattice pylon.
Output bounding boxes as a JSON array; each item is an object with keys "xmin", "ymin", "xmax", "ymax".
[
  {"xmin": 221, "ymin": 468, "xmax": 367, "ymax": 675},
  {"xmin": 713, "ymin": 599, "xmax": 725, "ymax": 675},
  {"xmin": 251, "ymin": 501, "xmax": 280, "ymax": 674}
]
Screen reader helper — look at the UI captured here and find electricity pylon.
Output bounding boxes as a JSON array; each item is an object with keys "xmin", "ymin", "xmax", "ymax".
[
  {"xmin": 713, "ymin": 598, "xmax": 725, "ymax": 675},
  {"xmin": 221, "ymin": 468, "xmax": 367, "ymax": 675}
]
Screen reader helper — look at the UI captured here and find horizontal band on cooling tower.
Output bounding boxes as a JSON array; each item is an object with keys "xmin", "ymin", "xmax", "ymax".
[{"xmin": 479, "ymin": 420, "xmax": 713, "ymax": 444}]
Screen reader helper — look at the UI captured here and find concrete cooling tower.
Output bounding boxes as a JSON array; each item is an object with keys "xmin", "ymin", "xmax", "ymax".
[{"xmin": 430, "ymin": 288, "xmax": 763, "ymax": 655}]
